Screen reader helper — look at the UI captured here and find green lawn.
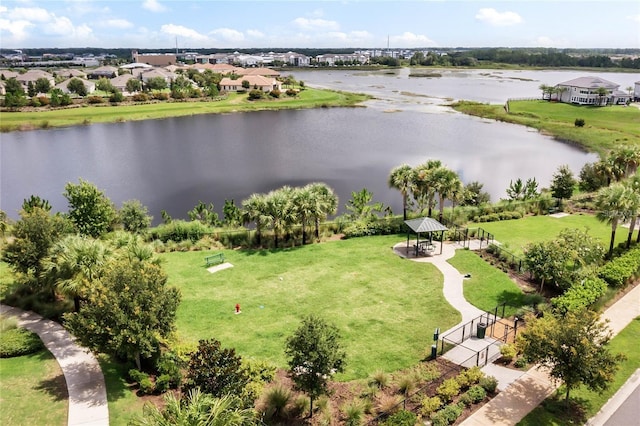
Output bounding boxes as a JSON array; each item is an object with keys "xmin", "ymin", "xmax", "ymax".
[
  {"xmin": 98, "ymin": 355, "xmax": 148, "ymax": 426},
  {"xmin": 448, "ymin": 249, "xmax": 528, "ymax": 317},
  {"xmin": 0, "ymin": 349, "xmax": 68, "ymax": 426},
  {"xmin": 0, "ymin": 88, "xmax": 370, "ymax": 131},
  {"xmin": 517, "ymin": 316, "xmax": 640, "ymax": 425},
  {"xmin": 472, "ymin": 213, "xmax": 630, "ymax": 255},
  {"xmin": 452, "ymin": 100, "xmax": 640, "ymax": 155},
  {"xmin": 162, "ymin": 235, "xmax": 460, "ymax": 380}
]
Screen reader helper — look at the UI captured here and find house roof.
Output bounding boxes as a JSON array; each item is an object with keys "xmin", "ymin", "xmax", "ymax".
[
  {"xmin": 119, "ymin": 62, "xmax": 153, "ymax": 69},
  {"xmin": 235, "ymin": 67, "xmax": 280, "ymax": 77},
  {"xmin": 16, "ymin": 69, "xmax": 54, "ymax": 82},
  {"xmin": 404, "ymin": 217, "xmax": 448, "ymax": 233},
  {"xmin": 55, "ymin": 77, "xmax": 95, "ymax": 90},
  {"xmin": 557, "ymin": 76, "xmax": 619, "ymax": 90},
  {"xmin": 220, "ymin": 75, "xmax": 277, "ymax": 87}
]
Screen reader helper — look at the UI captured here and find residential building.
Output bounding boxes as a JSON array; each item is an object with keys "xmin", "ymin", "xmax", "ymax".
[
  {"xmin": 555, "ymin": 76, "xmax": 629, "ymax": 106},
  {"xmin": 219, "ymin": 75, "xmax": 281, "ymax": 92},
  {"xmin": 55, "ymin": 77, "xmax": 96, "ymax": 94},
  {"xmin": 132, "ymin": 50, "xmax": 177, "ymax": 66}
]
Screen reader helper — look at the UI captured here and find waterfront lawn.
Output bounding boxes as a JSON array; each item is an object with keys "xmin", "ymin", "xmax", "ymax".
[
  {"xmin": 448, "ymin": 249, "xmax": 527, "ymax": 317},
  {"xmin": 473, "ymin": 214, "xmax": 630, "ymax": 255},
  {"xmin": 0, "ymin": 87, "xmax": 370, "ymax": 131},
  {"xmin": 452, "ymin": 100, "xmax": 640, "ymax": 155},
  {"xmin": 161, "ymin": 235, "xmax": 460, "ymax": 380},
  {"xmin": 517, "ymin": 316, "xmax": 640, "ymax": 426},
  {"xmin": 0, "ymin": 350, "xmax": 68, "ymax": 426}
]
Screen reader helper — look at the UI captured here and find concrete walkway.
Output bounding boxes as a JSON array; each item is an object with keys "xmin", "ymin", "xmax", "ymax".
[
  {"xmin": 1, "ymin": 304, "xmax": 109, "ymax": 426},
  {"xmin": 460, "ymin": 283, "xmax": 640, "ymax": 426}
]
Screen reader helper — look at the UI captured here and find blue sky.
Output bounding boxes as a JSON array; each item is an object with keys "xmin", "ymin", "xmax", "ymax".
[{"xmin": 1, "ymin": 0, "xmax": 639, "ymax": 49}]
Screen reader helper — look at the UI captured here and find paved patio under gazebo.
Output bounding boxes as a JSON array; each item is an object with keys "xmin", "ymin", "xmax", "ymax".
[{"xmin": 403, "ymin": 217, "xmax": 448, "ymax": 257}]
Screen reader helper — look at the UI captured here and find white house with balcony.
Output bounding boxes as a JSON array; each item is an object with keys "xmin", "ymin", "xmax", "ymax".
[{"xmin": 555, "ymin": 76, "xmax": 630, "ymax": 106}]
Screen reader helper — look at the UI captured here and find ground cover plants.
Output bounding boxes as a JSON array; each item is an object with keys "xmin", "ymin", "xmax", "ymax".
[
  {"xmin": 161, "ymin": 234, "xmax": 460, "ymax": 380},
  {"xmin": 451, "ymin": 100, "xmax": 640, "ymax": 155},
  {"xmin": 0, "ymin": 87, "xmax": 370, "ymax": 132}
]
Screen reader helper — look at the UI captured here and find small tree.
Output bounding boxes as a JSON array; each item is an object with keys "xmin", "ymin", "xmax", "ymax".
[
  {"xmin": 285, "ymin": 315, "xmax": 346, "ymax": 417},
  {"xmin": 126, "ymin": 78, "xmax": 142, "ymax": 93},
  {"xmin": 67, "ymin": 78, "xmax": 88, "ymax": 96},
  {"xmin": 120, "ymin": 199, "xmax": 153, "ymax": 233},
  {"xmin": 183, "ymin": 339, "xmax": 250, "ymax": 399},
  {"xmin": 64, "ymin": 179, "xmax": 117, "ymax": 238},
  {"xmin": 241, "ymin": 80, "xmax": 250, "ymax": 89},
  {"xmin": 518, "ymin": 309, "xmax": 624, "ymax": 403},
  {"xmin": 35, "ymin": 77, "xmax": 52, "ymax": 94},
  {"xmin": 550, "ymin": 164, "xmax": 576, "ymax": 202}
]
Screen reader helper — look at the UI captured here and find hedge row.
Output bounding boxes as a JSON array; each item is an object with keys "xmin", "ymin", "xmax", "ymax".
[
  {"xmin": 0, "ymin": 328, "xmax": 44, "ymax": 358},
  {"xmin": 551, "ymin": 277, "xmax": 608, "ymax": 314},
  {"xmin": 598, "ymin": 246, "xmax": 640, "ymax": 288}
]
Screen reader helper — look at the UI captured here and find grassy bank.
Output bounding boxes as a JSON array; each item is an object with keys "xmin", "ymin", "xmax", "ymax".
[
  {"xmin": 162, "ymin": 235, "xmax": 460, "ymax": 380},
  {"xmin": 452, "ymin": 100, "xmax": 640, "ymax": 156},
  {"xmin": 0, "ymin": 88, "xmax": 371, "ymax": 132}
]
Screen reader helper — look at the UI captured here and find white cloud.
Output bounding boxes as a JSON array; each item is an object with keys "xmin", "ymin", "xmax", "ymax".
[
  {"xmin": 627, "ymin": 14, "xmax": 640, "ymax": 23},
  {"xmin": 533, "ymin": 36, "xmax": 568, "ymax": 48},
  {"xmin": 0, "ymin": 18, "xmax": 33, "ymax": 41},
  {"xmin": 142, "ymin": 0, "xmax": 167, "ymax": 13},
  {"xmin": 103, "ymin": 19, "xmax": 133, "ymax": 29},
  {"xmin": 161, "ymin": 23, "xmax": 208, "ymax": 41},
  {"xmin": 6, "ymin": 7, "xmax": 51, "ymax": 22},
  {"xmin": 246, "ymin": 29, "xmax": 264, "ymax": 38},
  {"xmin": 390, "ymin": 32, "xmax": 436, "ymax": 47},
  {"xmin": 292, "ymin": 17, "xmax": 340, "ymax": 32},
  {"xmin": 475, "ymin": 8, "xmax": 523, "ymax": 27},
  {"xmin": 211, "ymin": 27, "xmax": 245, "ymax": 42}
]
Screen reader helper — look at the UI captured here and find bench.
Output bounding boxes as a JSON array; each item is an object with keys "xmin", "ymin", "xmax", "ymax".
[{"xmin": 205, "ymin": 253, "xmax": 225, "ymax": 266}]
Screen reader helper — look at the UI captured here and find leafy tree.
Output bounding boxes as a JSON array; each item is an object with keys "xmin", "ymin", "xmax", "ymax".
[
  {"xmin": 126, "ymin": 78, "xmax": 142, "ymax": 93},
  {"xmin": 160, "ymin": 209, "xmax": 172, "ymax": 224},
  {"xmin": 27, "ymin": 81, "xmax": 36, "ymax": 97},
  {"xmin": 506, "ymin": 177, "xmax": 538, "ymax": 201},
  {"xmin": 145, "ymin": 76, "xmax": 168, "ymax": 91},
  {"xmin": 579, "ymin": 162, "xmax": 607, "ymax": 192},
  {"xmin": 183, "ymin": 339, "xmax": 250, "ymax": 401},
  {"xmin": 222, "ymin": 199, "xmax": 242, "ymax": 228},
  {"xmin": 35, "ymin": 77, "xmax": 52, "ymax": 94},
  {"xmin": 65, "ymin": 257, "xmax": 180, "ymax": 369},
  {"xmin": 524, "ymin": 240, "xmax": 564, "ymax": 292},
  {"xmin": 170, "ymin": 75, "xmax": 193, "ymax": 99},
  {"xmin": 345, "ymin": 188, "xmax": 386, "ymax": 222},
  {"xmin": 241, "ymin": 80, "xmax": 250, "ymax": 89},
  {"xmin": 64, "ymin": 179, "xmax": 117, "ymax": 238},
  {"xmin": 2, "ymin": 208, "xmax": 71, "ymax": 294},
  {"xmin": 120, "ymin": 199, "xmax": 153, "ymax": 233},
  {"xmin": 388, "ymin": 164, "xmax": 416, "ymax": 220},
  {"xmin": 248, "ymin": 89, "xmax": 264, "ymax": 100},
  {"xmin": 518, "ymin": 309, "xmax": 624, "ymax": 403},
  {"xmin": 550, "ymin": 164, "xmax": 576, "ymax": 201},
  {"xmin": 130, "ymin": 389, "xmax": 255, "ymax": 426},
  {"xmin": 3, "ymin": 77, "xmax": 27, "ymax": 107},
  {"xmin": 67, "ymin": 78, "xmax": 87, "ymax": 96},
  {"xmin": 595, "ymin": 183, "xmax": 632, "ymax": 257},
  {"xmin": 285, "ymin": 314, "xmax": 346, "ymax": 417},
  {"xmin": 461, "ymin": 181, "xmax": 490, "ymax": 206},
  {"xmin": 95, "ymin": 77, "xmax": 114, "ymax": 93},
  {"xmin": 188, "ymin": 201, "xmax": 220, "ymax": 227}
]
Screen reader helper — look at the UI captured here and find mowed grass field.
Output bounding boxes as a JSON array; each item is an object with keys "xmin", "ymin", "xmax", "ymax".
[
  {"xmin": 452, "ymin": 100, "xmax": 640, "ymax": 155},
  {"xmin": 0, "ymin": 88, "xmax": 370, "ymax": 131},
  {"xmin": 0, "ymin": 350, "xmax": 68, "ymax": 426},
  {"xmin": 472, "ymin": 213, "xmax": 631, "ymax": 255},
  {"xmin": 161, "ymin": 235, "xmax": 460, "ymax": 380}
]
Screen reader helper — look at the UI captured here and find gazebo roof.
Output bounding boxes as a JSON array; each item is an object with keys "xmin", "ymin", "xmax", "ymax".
[{"xmin": 404, "ymin": 217, "xmax": 448, "ymax": 233}]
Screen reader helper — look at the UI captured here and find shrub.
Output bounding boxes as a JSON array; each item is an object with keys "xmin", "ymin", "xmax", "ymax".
[
  {"xmin": 289, "ymin": 394, "xmax": 310, "ymax": 419},
  {"xmin": 480, "ymin": 376, "xmax": 498, "ymax": 393},
  {"xmin": 286, "ymin": 88, "xmax": 297, "ymax": 97},
  {"xmin": 248, "ymin": 89, "xmax": 264, "ymax": 100},
  {"xmin": 0, "ymin": 328, "xmax": 44, "ymax": 357},
  {"xmin": 128, "ymin": 368, "xmax": 148, "ymax": 384},
  {"xmin": 132, "ymin": 93, "xmax": 148, "ymax": 102},
  {"xmin": 138, "ymin": 376, "xmax": 155, "ymax": 395},
  {"xmin": 87, "ymin": 96, "xmax": 104, "ymax": 104},
  {"xmin": 370, "ymin": 370, "xmax": 390, "ymax": 388},
  {"xmin": 156, "ymin": 351, "xmax": 183, "ymax": 388},
  {"xmin": 500, "ymin": 344, "xmax": 517, "ymax": 363},
  {"xmin": 552, "ymin": 276, "xmax": 607, "ymax": 314},
  {"xmin": 342, "ymin": 399, "xmax": 364, "ymax": 426},
  {"xmin": 514, "ymin": 357, "xmax": 528, "ymax": 368},
  {"xmin": 456, "ymin": 366, "xmax": 483, "ymax": 389},
  {"xmin": 148, "ymin": 220, "xmax": 211, "ymax": 243},
  {"xmin": 0, "ymin": 316, "xmax": 18, "ymax": 332},
  {"xmin": 420, "ymin": 396, "xmax": 442, "ymax": 416},
  {"xmin": 436, "ymin": 378, "xmax": 461, "ymax": 402},
  {"xmin": 465, "ymin": 385, "xmax": 487, "ymax": 403},
  {"xmin": 396, "ymin": 374, "xmax": 416, "ymax": 396},
  {"xmin": 574, "ymin": 118, "xmax": 585, "ymax": 127},
  {"xmin": 152, "ymin": 92, "xmax": 169, "ymax": 100},
  {"xmin": 155, "ymin": 374, "xmax": 172, "ymax": 393},
  {"xmin": 109, "ymin": 91, "xmax": 124, "ymax": 103},
  {"xmin": 376, "ymin": 394, "xmax": 402, "ymax": 416},
  {"xmin": 380, "ymin": 410, "xmax": 417, "ymax": 426},
  {"xmin": 598, "ymin": 247, "xmax": 640, "ymax": 287},
  {"xmin": 269, "ymin": 89, "xmax": 281, "ymax": 98},
  {"xmin": 412, "ymin": 363, "xmax": 441, "ymax": 382},
  {"xmin": 37, "ymin": 96, "xmax": 50, "ymax": 106},
  {"xmin": 258, "ymin": 384, "xmax": 291, "ymax": 420},
  {"xmin": 431, "ymin": 403, "xmax": 464, "ymax": 426}
]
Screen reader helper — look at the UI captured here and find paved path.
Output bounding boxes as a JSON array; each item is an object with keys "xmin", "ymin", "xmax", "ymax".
[
  {"xmin": 460, "ymin": 283, "xmax": 640, "ymax": 426},
  {"xmin": 1, "ymin": 304, "xmax": 109, "ymax": 426}
]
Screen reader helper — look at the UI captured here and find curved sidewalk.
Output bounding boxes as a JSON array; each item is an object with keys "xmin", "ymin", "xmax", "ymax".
[{"xmin": 1, "ymin": 304, "xmax": 109, "ymax": 426}]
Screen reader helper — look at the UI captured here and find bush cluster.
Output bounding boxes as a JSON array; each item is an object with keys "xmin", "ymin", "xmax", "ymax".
[
  {"xmin": 475, "ymin": 211, "xmax": 523, "ymax": 222},
  {"xmin": 0, "ymin": 328, "xmax": 44, "ymax": 357},
  {"xmin": 551, "ymin": 276, "xmax": 607, "ymax": 313},
  {"xmin": 431, "ymin": 402, "xmax": 464, "ymax": 426},
  {"xmin": 380, "ymin": 410, "xmax": 417, "ymax": 426},
  {"xmin": 147, "ymin": 220, "xmax": 211, "ymax": 243},
  {"xmin": 342, "ymin": 217, "xmax": 405, "ymax": 238},
  {"xmin": 598, "ymin": 247, "xmax": 640, "ymax": 287}
]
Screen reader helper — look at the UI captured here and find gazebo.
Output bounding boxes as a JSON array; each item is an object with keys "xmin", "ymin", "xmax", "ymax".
[{"xmin": 404, "ymin": 217, "xmax": 448, "ymax": 256}]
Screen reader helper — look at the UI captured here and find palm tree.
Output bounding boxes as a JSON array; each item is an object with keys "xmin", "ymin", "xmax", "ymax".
[
  {"xmin": 130, "ymin": 388, "xmax": 255, "ymax": 426},
  {"xmin": 538, "ymin": 84, "xmax": 549, "ymax": 100},
  {"xmin": 388, "ymin": 164, "xmax": 416, "ymax": 220},
  {"xmin": 41, "ymin": 235, "xmax": 110, "ymax": 311},
  {"xmin": 242, "ymin": 193, "xmax": 267, "ymax": 247},
  {"xmin": 413, "ymin": 160, "xmax": 442, "ymax": 216},
  {"xmin": 265, "ymin": 187, "xmax": 296, "ymax": 248},
  {"xmin": 430, "ymin": 166, "xmax": 462, "ymax": 223},
  {"xmin": 307, "ymin": 183, "xmax": 338, "ymax": 239},
  {"xmin": 624, "ymin": 173, "xmax": 640, "ymax": 246},
  {"xmin": 595, "ymin": 183, "xmax": 632, "ymax": 257},
  {"xmin": 610, "ymin": 147, "xmax": 640, "ymax": 178},
  {"xmin": 293, "ymin": 186, "xmax": 314, "ymax": 245}
]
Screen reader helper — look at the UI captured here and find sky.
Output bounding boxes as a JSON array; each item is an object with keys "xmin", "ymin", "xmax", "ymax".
[{"xmin": 1, "ymin": 0, "xmax": 639, "ymax": 50}]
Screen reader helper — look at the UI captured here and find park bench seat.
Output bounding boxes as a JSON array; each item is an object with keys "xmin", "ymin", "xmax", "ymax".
[{"xmin": 205, "ymin": 253, "xmax": 225, "ymax": 266}]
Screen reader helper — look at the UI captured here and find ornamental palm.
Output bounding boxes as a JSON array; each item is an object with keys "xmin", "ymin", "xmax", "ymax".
[
  {"xmin": 241, "ymin": 193, "xmax": 268, "ymax": 247},
  {"xmin": 595, "ymin": 183, "xmax": 632, "ymax": 257},
  {"xmin": 265, "ymin": 187, "xmax": 297, "ymax": 248},
  {"xmin": 413, "ymin": 160, "xmax": 442, "ymax": 216},
  {"xmin": 388, "ymin": 164, "xmax": 416, "ymax": 220},
  {"xmin": 293, "ymin": 186, "xmax": 314, "ymax": 245},
  {"xmin": 307, "ymin": 182, "xmax": 338, "ymax": 239},
  {"xmin": 624, "ymin": 173, "xmax": 640, "ymax": 246},
  {"xmin": 430, "ymin": 166, "xmax": 462, "ymax": 224}
]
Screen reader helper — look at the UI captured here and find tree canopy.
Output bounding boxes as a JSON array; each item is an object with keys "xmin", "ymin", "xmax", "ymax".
[{"xmin": 63, "ymin": 179, "xmax": 117, "ymax": 238}]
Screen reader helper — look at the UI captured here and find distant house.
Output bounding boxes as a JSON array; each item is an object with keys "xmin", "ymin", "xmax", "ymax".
[
  {"xmin": 110, "ymin": 74, "xmax": 139, "ymax": 94},
  {"xmin": 634, "ymin": 81, "xmax": 640, "ymax": 102},
  {"xmin": 219, "ymin": 75, "xmax": 281, "ymax": 92},
  {"xmin": 134, "ymin": 68, "xmax": 177, "ymax": 84},
  {"xmin": 56, "ymin": 68, "xmax": 87, "ymax": 79},
  {"xmin": 16, "ymin": 69, "xmax": 55, "ymax": 89},
  {"xmin": 555, "ymin": 76, "xmax": 631, "ymax": 106},
  {"xmin": 55, "ymin": 77, "xmax": 96, "ymax": 95},
  {"xmin": 235, "ymin": 67, "xmax": 281, "ymax": 78},
  {"xmin": 87, "ymin": 66, "xmax": 118, "ymax": 79},
  {"xmin": 132, "ymin": 51, "xmax": 176, "ymax": 66}
]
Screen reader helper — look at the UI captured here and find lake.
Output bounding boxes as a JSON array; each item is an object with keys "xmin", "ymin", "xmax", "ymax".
[{"xmin": 4, "ymin": 68, "xmax": 630, "ymax": 223}]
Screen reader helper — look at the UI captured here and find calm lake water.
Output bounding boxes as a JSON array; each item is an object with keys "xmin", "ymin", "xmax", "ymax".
[{"xmin": 4, "ymin": 68, "xmax": 633, "ymax": 222}]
